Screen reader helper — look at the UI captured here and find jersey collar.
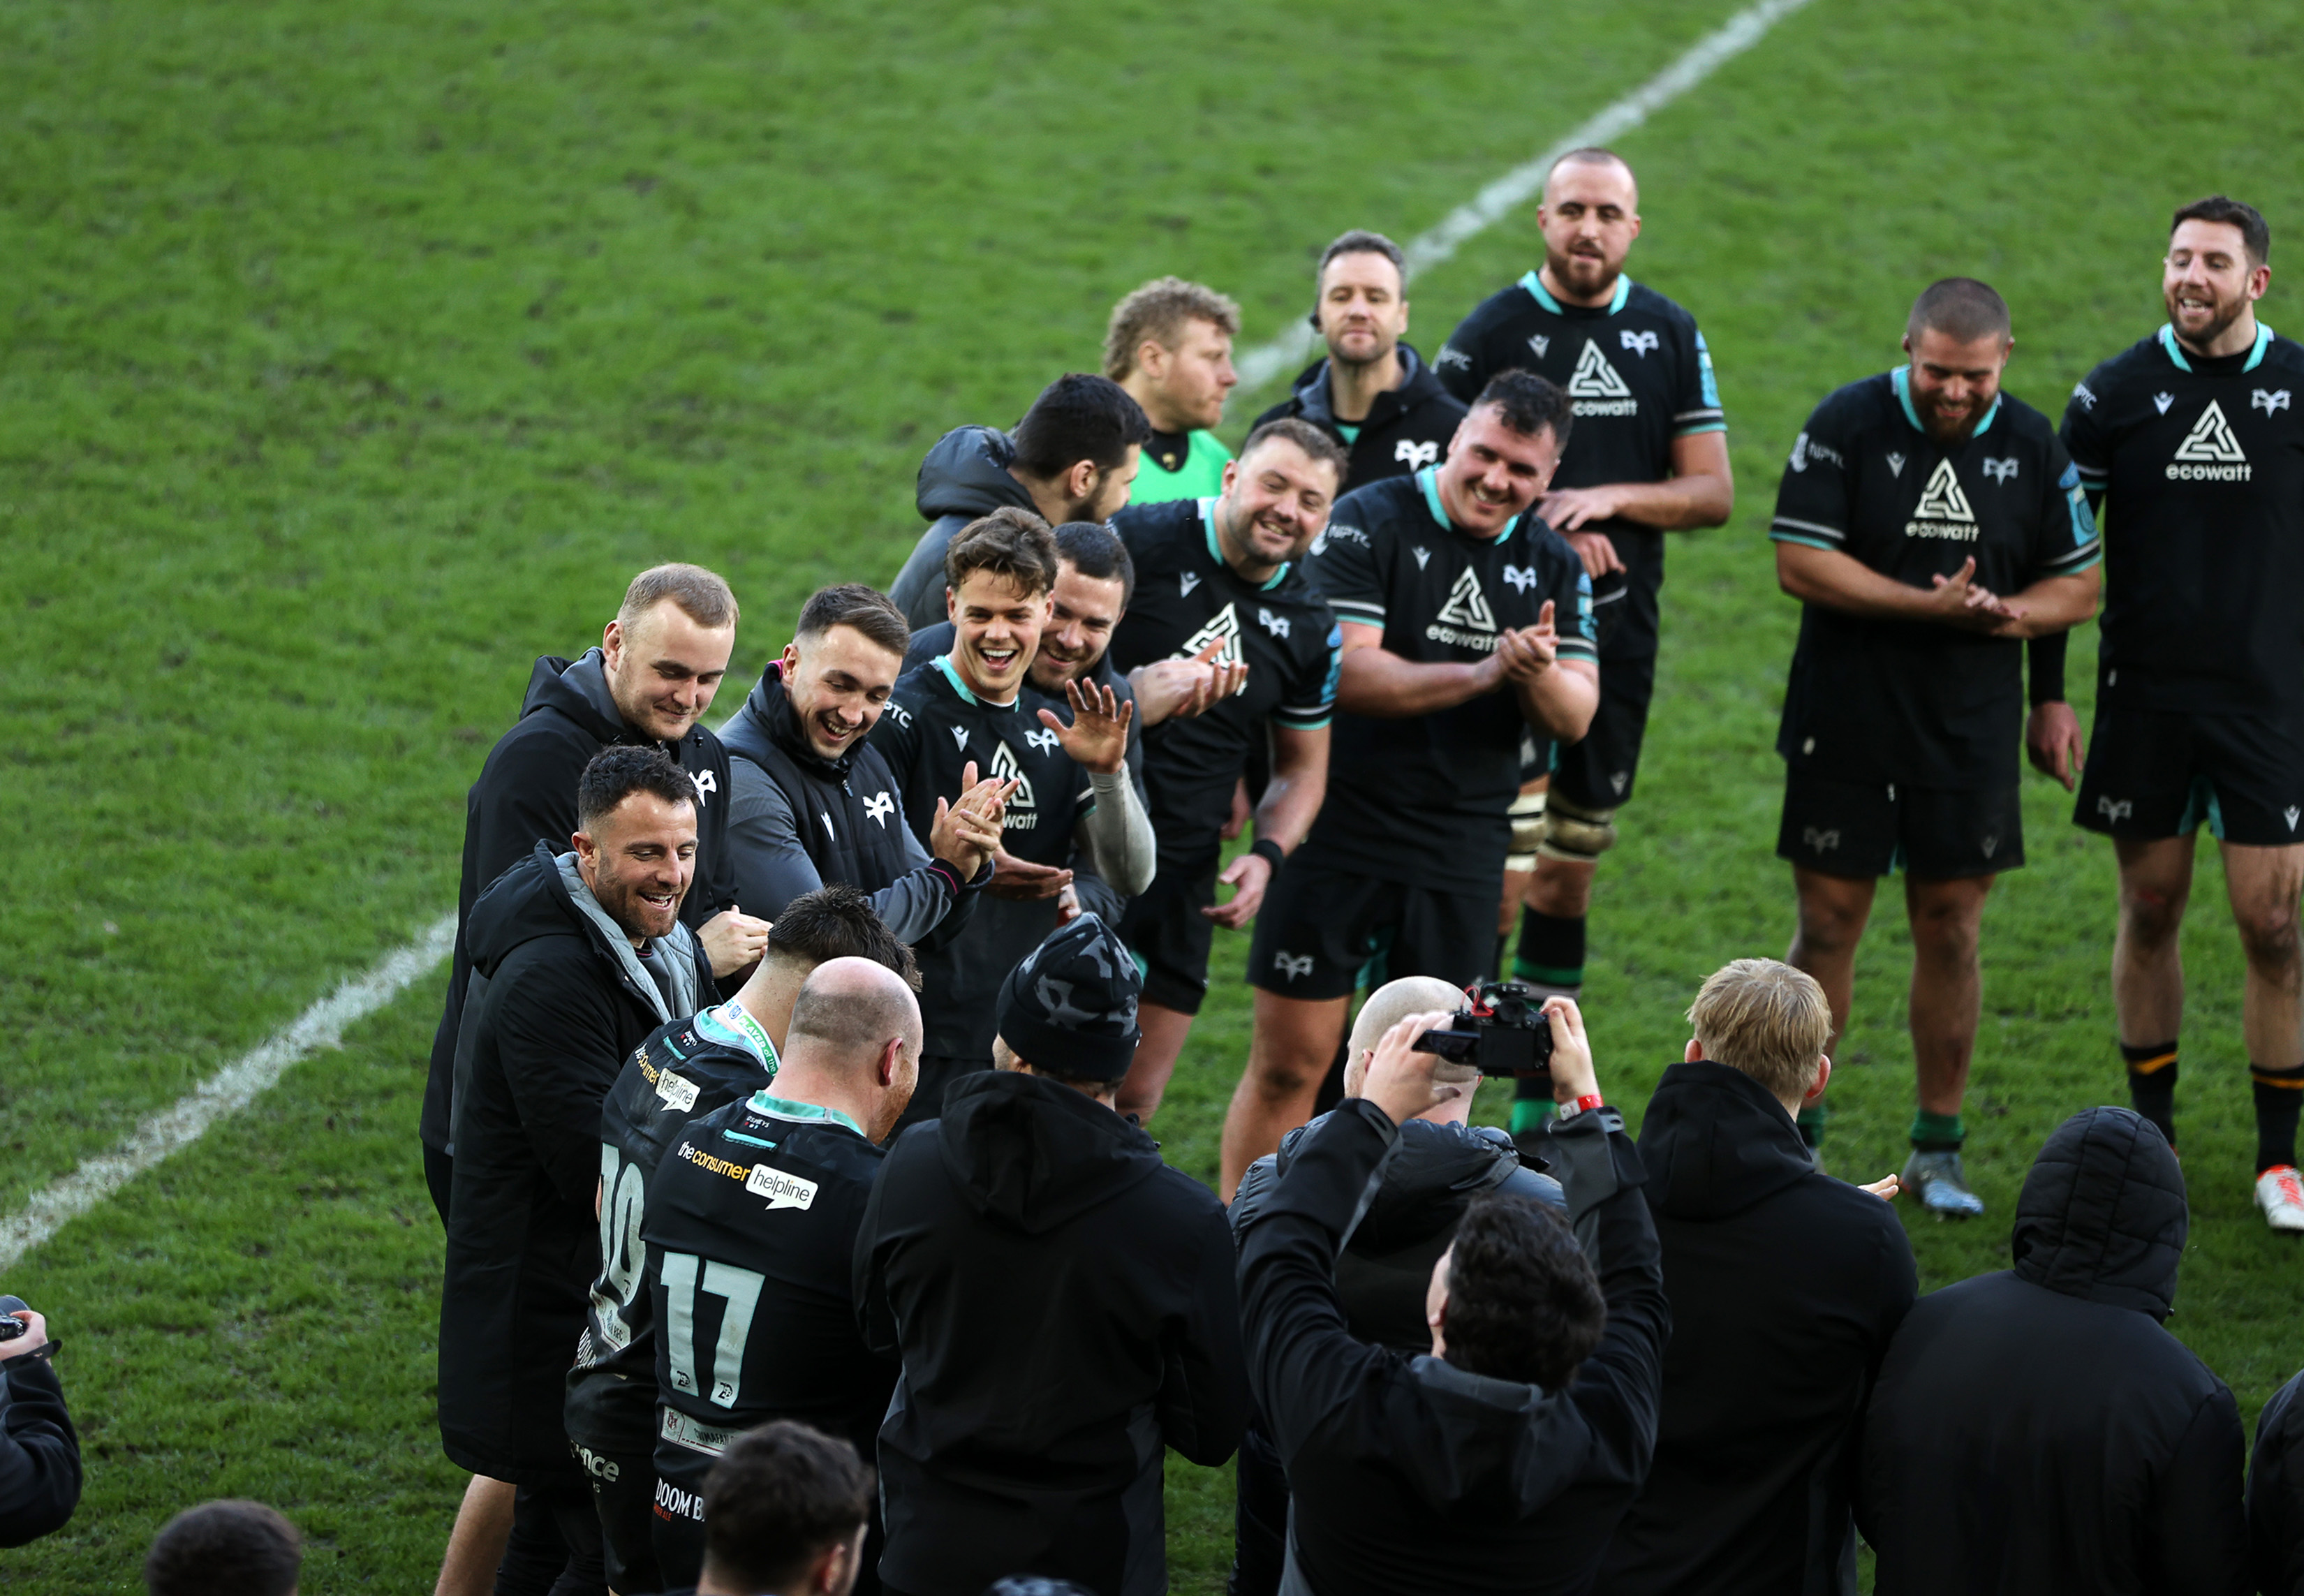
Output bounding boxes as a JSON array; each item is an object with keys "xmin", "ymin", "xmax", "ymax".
[
  {"xmin": 1519, "ymin": 269, "xmax": 1633, "ymax": 317},
  {"xmin": 696, "ymin": 1000, "xmax": 781, "ymax": 1074},
  {"xmin": 1891, "ymin": 364, "xmax": 2000, "ymax": 440},
  {"xmin": 2158, "ymin": 320, "xmax": 2274, "ymax": 374},
  {"xmin": 1199, "ymin": 498, "xmax": 1290, "ymax": 590},
  {"xmin": 1417, "ymin": 466, "xmax": 1519, "ymax": 542},
  {"xmin": 741, "ymin": 1088, "xmax": 864, "ymax": 1139},
  {"xmin": 934, "ymin": 653, "xmax": 1019, "ymax": 711}
]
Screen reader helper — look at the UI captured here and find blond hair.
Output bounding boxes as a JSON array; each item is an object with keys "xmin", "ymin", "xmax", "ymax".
[
  {"xmin": 619, "ymin": 563, "xmax": 738, "ymax": 630},
  {"xmin": 1686, "ymin": 959, "xmax": 1830, "ymax": 1102},
  {"xmin": 1102, "ymin": 277, "xmax": 1242, "ymax": 380}
]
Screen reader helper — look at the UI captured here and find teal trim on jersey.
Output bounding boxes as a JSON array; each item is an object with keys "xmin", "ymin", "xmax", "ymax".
[
  {"xmin": 1200, "ymin": 498, "xmax": 1289, "ymax": 589},
  {"xmin": 2251, "ymin": 323, "xmax": 2275, "ymax": 371},
  {"xmin": 695, "ymin": 1001, "xmax": 779, "ymax": 1074},
  {"xmin": 935, "ymin": 653, "xmax": 1019, "ymax": 711},
  {"xmin": 1416, "ymin": 465, "xmax": 1519, "ymax": 542},
  {"xmin": 1519, "ymin": 269, "xmax": 1633, "ymax": 316},
  {"xmin": 1336, "ymin": 423, "xmax": 1361, "ymax": 445},
  {"xmin": 742, "ymin": 1090, "xmax": 865, "ymax": 1139},
  {"xmin": 1673, "ymin": 421, "xmax": 1729, "ymax": 436},
  {"xmin": 2178, "ymin": 774, "xmax": 2228, "ymax": 843},
  {"xmin": 1767, "ymin": 531, "xmax": 1838, "ymax": 551},
  {"xmin": 1131, "ymin": 429, "xmax": 1232, "ymax": 505},
  {"xmin": 1891, "ymin": 364, "xmax": 2000, "ymax": 437},
  {"xmin": 2156, "ymin": 320, "xmax": 2274, "ymax": 372}
]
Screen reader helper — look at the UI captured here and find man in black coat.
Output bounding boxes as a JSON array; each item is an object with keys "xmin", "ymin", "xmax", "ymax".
[
  {"xmin": 853, "ymin": 914, "xmax": 1248, "ymax": 1596},
  {"xmin": 425, "ymin": 564, "xmax": 769, "ymax": 1225},
  {"xmin": 1595, "ymin": 959, "xmax": 1914, "ymax": 1596},
  {"xmin": 1236, "ymin": 995, "xmax": 1666, "ymax": 1596},
  {"xmin": 2252, "ymin": 1365, "xmax": 2304, "ymax": 1596},
  {"xmin": 0, "ymin": 1303, "xmax": 77, "ymax": 1549},
  {"xmin": 1860, "ymin": 1105, "xmax": 2250, "ymax": 1595},
  {"xmin": 438, "ymin": 746, "xmax": 718, "ymax": 1594}
]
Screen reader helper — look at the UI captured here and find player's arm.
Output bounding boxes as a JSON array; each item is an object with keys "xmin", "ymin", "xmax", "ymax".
[
  {"xmin": 1334, "ymin": 623, "xmax": 1509, "ymax": 716},
  {"xmin": 1540, "ymin": 429, "xmax": 1736, "ymax": 538},
  {"xmin": 1989, "ymin": 565, "xmax": 2100, "ymax": 640},
  {"xmin": 1503, "ymin": 598, "xmax": 1600, "ymax": 742},
  {"xmin": 1775, "ymin": 543, "xmax": 2024, "ymax": 631},
  {"xmin": 1206, "ymin": 724, "xmax": 1329, "ymax": 929}
]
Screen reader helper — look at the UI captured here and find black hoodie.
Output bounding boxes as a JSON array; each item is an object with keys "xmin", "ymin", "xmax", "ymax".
[
  {"xmin": 1593, "ymin": 1063, "xmax": 1914, "ymax": 1596},
  {"xmin": 0, "ymin": 1357, "xmax": 78, "ymax": 1549},
  {"xmin": 888, "ymin": 426, "xmax": 1042, "ymax": 628},
  {"xmin": 422, "ymin": 648, "xmax": 737, "ymax": 1160},
  {"xmin": 438, "ymin": 841, "xmax": 711, "ymax": 1484},
  {"xmin": 2250, "ymin": 1365, "xmax": 2304, "ymax": 1595},
  {"xmin": 1249, "ymin": 343, "xmax": 1469, "ymax": 496},
  {"xmin": 853, "ymin": 1070, "xmax": 1247, "ymax": 1596},
  {"xmin": 1859, "ymin": 1107, "xmax": 2249, "ymax": 1596}
]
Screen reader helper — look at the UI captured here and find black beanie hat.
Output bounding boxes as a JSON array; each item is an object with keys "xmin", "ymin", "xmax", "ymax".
[{"xmin": 995, "ymin": 912, "xmax": 1142, "ymax": 1081}]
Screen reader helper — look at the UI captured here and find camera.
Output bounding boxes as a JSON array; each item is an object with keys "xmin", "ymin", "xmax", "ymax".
[
  {"xmin": 1410, "ymin": 981, "xmax": 1556, "ymax": 1079},
  {"xmin": 0, "ymin": 1296, "xmax": 27, "ymax": 1343}
]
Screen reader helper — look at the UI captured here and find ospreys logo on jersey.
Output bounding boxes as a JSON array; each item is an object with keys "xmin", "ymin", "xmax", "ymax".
[
  {"xmin": 1906, "ymin": 459, "xmax": 1980, "ymax": 542},
  {"xmin": 1567, "ymin": 340, "xmax": 1637, "ymax": 417},
  {"xmin": 1174, "ymin": 600, "xmax": 1246, "ymax": 674},
  {"xmin": 989, "ymin": 738, "xmax": 1037, "ymax": 825},
  {"xmin": 1427, "ymin": 567, "xmax": 1503, "ymax": 651},
  {"xmin": 2169, "ymin": 400, "xmax": 2251, "ymax": 481},
  {"xmin": 862, "ymin": 791, "xmax": 895, "ymax": 828},
  {"xmin": 1394, "ymin": 439, "xmax": 1440, "ymax": 469}
]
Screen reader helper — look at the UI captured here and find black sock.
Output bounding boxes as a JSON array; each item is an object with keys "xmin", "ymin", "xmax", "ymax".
[
  {"xmin": 2120, "ymin": 1040, "xmax": 2179, "ymax": 1148},
  {"xmin": 2252, "ymin": 1063, "xmax": 2304, "ymax": 1174}
]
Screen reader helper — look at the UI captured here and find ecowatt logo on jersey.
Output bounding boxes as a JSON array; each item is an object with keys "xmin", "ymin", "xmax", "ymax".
[
  {"xmin": 1426, "ymin": 568, "xmax": 1502, "ymax": 651},
  {"xmin": 990, "ymin": 739, "xmax": 1037, "ymax": 826},
  {"xmin": 1174, "ymin": 601, "xmax": 1245, "ymax": 672},
  {"xmin": 1905, "ymin": 459, "xmax": 1981, "ymax": 542},
  {"xmin": 1567, "ymin": 341, "xmax": 1637, "ymax": 417},
  {"xmin": 2169, "ymin": 401, "xmax": 2252, "ymax": 480}
]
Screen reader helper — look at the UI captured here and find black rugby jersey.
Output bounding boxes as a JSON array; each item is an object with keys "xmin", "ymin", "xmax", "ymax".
[
  {"xmin": 1109, "ymin": 496, "xmax": 1341, "ymax": 861},
  {"xmin": 568, "ymin": 1003, "xmax": 778, "ymax": 1447},
  {"xmin": 1301, "ymin": 468, "xmax": 1596, "ymax": 890},
  {"xmin": 642, "ymin": 1091, "xmax": 889, "ymax": 1469},
  {"xmin": 2062, "ymin": 323, "xmax": 2304, "ymax": 712},
  {"xmin": 1436, "ymin": 274, "xmax": 1723, "ymax": 656},
  {"xmin": 868, "ymin": 658, "xmax": 1095, "ymax": 1058},
  {"xmin": 1771, "ymin": 369, "xmax": 2100, "ymax": 788}
]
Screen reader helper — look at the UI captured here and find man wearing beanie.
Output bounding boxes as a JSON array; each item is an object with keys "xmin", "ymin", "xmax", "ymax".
[{"xmin": 855, "ymin": 915, "xmax": 1249, "ymax": 1596}]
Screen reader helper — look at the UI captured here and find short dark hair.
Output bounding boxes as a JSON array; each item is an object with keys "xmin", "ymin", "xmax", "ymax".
[
  {"xmin": 577, "ymin": 744, "xmax": 697, "ymax": 832},
  {"xmin": 145, "ymin": 1500, "xmax": 302, "ymax": 1596},
  {"xmin": 1316, "ymin": 228, "xmax": 1405, "ymax": 288},
  {"xmin": 1907, "ymin": 277, "xmax": 2011, "ymax": 346},
  {"xmin": 796, "ymin": 582, "xmax": 909, "ymax": 658},
  {"xmin": 945, "ymin": 506, "xmax": 1061, "ymax": 600},
  {"xmin": 619, "ymin": 562, "xmax": 739, "ymax": 630},
  {"xmin": 766, "ymin": 882, "xmax": 922, "ymax": 991},
  {"xmin": 1472, "ymin": 369, "xmax": 1574, "ymax": 448},
  {"xmin": 1240, "ymin": 417, "xmax": 1350, "ymax": 484},
  {"xmin": 700, "ymin": 1421, "xmax": 875, "ymax": 1592},
  {"xmin": 2173, "ymin": 194, "xmax": 2270, "ymax": 267},
  {"xmin": 1546, "ymin": 146, "xmax": 1635, "ymax": 189},
  {"xmin": 1012, "ymin": 374, "xmax": 1151, "ymax": 479},
  {"xmin": 1054, "ymin": 520, "xmax": 1135, "ymax": 609},
  {"xmin": 1442, "ymin": 1193, "xmax": 1605, "ymax": 1389}
]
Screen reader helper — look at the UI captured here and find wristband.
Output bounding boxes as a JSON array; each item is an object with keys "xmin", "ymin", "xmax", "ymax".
[
  {"xmin": 1250, "ymin": 838, "xmax": 1287, "ymax": 873},
  {"xmin": 2027, "ymin": 630, "xmax": 2068, "ymax": 708},
  {"xmin": 1558, "ymin": 1093, "xmax": 1605, "ymax": 1119}
]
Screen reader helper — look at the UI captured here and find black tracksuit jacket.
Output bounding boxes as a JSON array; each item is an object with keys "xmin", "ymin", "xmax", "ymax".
[
  {"xmin": 1595, "ymin": 1063, "xmax": 1916, "ymax": 1596},
  {"xmin": 853, "ymin": 1070, "xmax": 1248, "ymax": 1596},
  {"xmin": 423, "ymin": 649, "xmax": 737, "ymax": 1159},
  {"xmin": 0, "ymin": 1357, "xmax": 78, "ymax": 1548},
  {"xmin": 1236, "ymin": 1100, "xmax": 1667, "ymax": 1596},
  {"xmin": 2251, "ymin": 1364, "xmax": 2304, "ymax": 1595},
  {"xmin": 1249, "ymin": 343, "xmax": 1468, "ymax": 495},
  {"xmin": 887, "ymin": 426, "xmax": 1041, "ymax": 628},
  {"xmin": 1859, "ymin": 1106, "xmax": 2250, "ymax": 1596},
  {"xmin": 438, "ymin": 843, "xmax": 712, "ymax": 1484}
]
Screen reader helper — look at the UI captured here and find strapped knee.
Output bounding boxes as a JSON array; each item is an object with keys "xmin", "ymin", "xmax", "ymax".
[
  {"xmin": 1539, "ymin": 795, "xmax": 1618, "ymax": 864},
  {"xmin": 1506, "ymin": 790, "xmax": 1548, "ymax": 873}
]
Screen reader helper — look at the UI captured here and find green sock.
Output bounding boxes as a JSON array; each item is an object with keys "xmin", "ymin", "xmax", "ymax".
[
  {"xmin": 1510, "ymin": 1098, "xmax": 1557, "ymax": 1134},
  {"xmin": 1910, "ymin": 1110, "xmax": 1964, "ymax": 1152},
  {"xmin": 1796, "ymin": 1104, "xmax": 1828, "ymax": 1149}
]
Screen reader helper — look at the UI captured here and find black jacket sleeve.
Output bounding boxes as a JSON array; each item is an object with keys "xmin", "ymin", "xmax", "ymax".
[
  {"xmin": 2149, "ymin": 1385, "xmax": 2250, "ymax": 1596},
  {"xmin": 852, "ymin": 1137, "xmax": 906, "ymax": 1361},
  {"xmin": 494, "ymin": 945, "xmax": 633, "ymax": 1213},
  {"xmin": 1543, "ymin": 1108, "xmax": 1670, "ymax": 1488},
  {"xmin": 2250, "ymin": 1373, "xmax": 2304, "ymax": 1596},
  {"xmin": 0, "ymin": 1358, "xmax": 80, "ymax": 1549},
  {"xmin": 472, "ymin": 733, "xmax": 586, "ymax": 909},
  {"xmin": 1155, "ymin": 1197, "xmax": 1251, "ymax": 1467}
]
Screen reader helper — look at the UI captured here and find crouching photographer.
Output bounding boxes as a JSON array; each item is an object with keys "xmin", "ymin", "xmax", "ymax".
[
  {"xmin": 0, "ymin": 1296, "xmax": 80, "ymax": 1549},
  {"xmin": 1234, "ymin": 994, "xmax": 1666, "ymax": 1595}
]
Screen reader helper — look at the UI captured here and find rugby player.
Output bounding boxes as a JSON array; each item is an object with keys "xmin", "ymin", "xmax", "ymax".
[
  {"xmin": 2062, "ymin": 196, "xmax": 2304, "ymax": 1230},
  {"xmin": 1106, "ymin": 418, "xmax": 1349, "ymax": 1121},
  {"xmin": 1772, "ymin": 279, "xmax": 2101, "ymax": 1216},
  {"xmin": 1435, "ymin": 148, "xmax": 1734, "ymax": 1135},
  {"xmin": 1220, "ymin": 370, "xmax": 1598, "ymax": 1198},
  {"xmin": 1105, "ymin": 276, "xmax": 1242, "ymax": 504}
]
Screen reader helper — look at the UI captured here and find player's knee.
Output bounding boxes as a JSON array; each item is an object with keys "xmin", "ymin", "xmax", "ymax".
[
  {"xmin": 1909, "ymin": 901, "xmax": 1982, "ymax": 963},
  {"xmin": 1245, "ymin": 1050, "xmax": 1326, "ymax": 1100},
  {"xmin": 1794, "ymin": 896, "xmax": 1866, "ymax": 955},
  {"xmin": 1538, "ymin": 796, "xmax": 1618, "ymax": 865},
  {"xmin": 2236, "ymin": 902, "xmax": 2303, "ymax": 970},
  {"xmin": 2120, "ymin": 889, "xmax": 2187, "ymax": 947}
]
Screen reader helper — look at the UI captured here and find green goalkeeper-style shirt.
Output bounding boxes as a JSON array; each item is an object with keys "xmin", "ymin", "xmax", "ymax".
[{"xmin": 1130, "ymin": 428, "xmax": 1232, "ymax": 504}]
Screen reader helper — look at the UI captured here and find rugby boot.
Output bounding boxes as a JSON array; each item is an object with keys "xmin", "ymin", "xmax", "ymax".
[
  {"xmin": 1901, "ymin": 1149, "xmax": 1985, "ymax": 1219},
  {"xmin": 2257, "ymin": 1165, "xmax": 2304, "ymax": 1233}
]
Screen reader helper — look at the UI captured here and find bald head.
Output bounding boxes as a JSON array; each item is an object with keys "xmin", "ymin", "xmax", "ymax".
[
  {"xmin": 787, "ymin": 956, "xmax": 924, "ymax": 1067},
  {"xmin": 1350, "ymin": 977, "xmax": 1468, "ymax": 1058},
  {"xmin": 1544, "ymin": 147, "xmax": 1637, "ymax": 205}
]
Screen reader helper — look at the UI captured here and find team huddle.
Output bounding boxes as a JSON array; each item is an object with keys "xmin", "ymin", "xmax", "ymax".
[{"xmin": 412, "ymin": 146, "xmax": 2304, "ymax": 1595}]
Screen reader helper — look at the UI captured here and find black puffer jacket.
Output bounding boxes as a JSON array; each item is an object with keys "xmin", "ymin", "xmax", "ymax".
[
  {"xmin": 2251, "ymin": 1366, "xmax": 2304, "ymax": 1596},
  {"xmin": 1860, "ymin": 1107, "xmax": 2248, "ymax": 1596},
  {"xmin": 888, "ymin": 427, "xmax": 1040, "ymax": 627},
  {"xmin": 1249, "ymin": 343, "xmax": 1468, "ymax": 494}
]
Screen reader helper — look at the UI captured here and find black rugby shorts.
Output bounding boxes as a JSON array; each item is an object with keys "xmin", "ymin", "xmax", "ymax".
[
  {"xmin": 1118, "ymin": 858, "xmax": 1221, "ymax": 1014},
  {"xmin": 1246, "ymin": 846, "xmax": 1493, "ymax": 1003},
  {"xmin": 2076, "ymin": 702, "xmax": 2304, "ymax": 847},
  {"xmin": 1553, "ymin": 651, "xmax": 1658, "ymax": 811},
  {"xmin": 1778, "ymin": 767, "xmax": 2023, "ymax": 880}
]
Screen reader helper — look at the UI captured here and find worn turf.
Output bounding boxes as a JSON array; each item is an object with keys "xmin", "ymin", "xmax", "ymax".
[{"xmin": 6, "ymin": 0, "xmax": 2304, "ymax": 1588}]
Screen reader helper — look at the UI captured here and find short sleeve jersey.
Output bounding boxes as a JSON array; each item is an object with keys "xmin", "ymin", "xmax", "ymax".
[
  {"xmin": 1130, "ymin": 429, "xmax": 1234, "ymax": 504},
  {"xmin": 1436, "ymin": 274, "xmax": 1724, "ymax": 655},
  {"xmin": 569, "ymin": 1003, "xmax": 778, "ymax": 1444},
  {"xmin": 2062, "ymin": 323, "xmax": 2304, "ymax": 713},
  {"xmin": 642, "ymin": 1091, "xmax": 891, "ymax": 1467},
  {"xmin": 1303, "ymin": 468, "xmax": 1597, "ymax": 889},
  {"xmin": 1770, "ymin": 369, "xmax": 2101, "ymax": 788},
  {"xmin": 1109, "ymin": 496, "xmax": 1341, "ymax": 862}
]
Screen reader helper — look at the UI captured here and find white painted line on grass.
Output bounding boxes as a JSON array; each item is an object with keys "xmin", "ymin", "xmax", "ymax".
[
  {"xmin": 1233, "ymin": 0, "xmax": 1816, "ymax": 392},
  {"xmin": 0, "ymin": 913, "xmax": 458, "ymax": 1273}
]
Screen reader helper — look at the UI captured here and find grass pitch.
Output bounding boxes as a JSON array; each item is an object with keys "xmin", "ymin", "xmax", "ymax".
[{"xmin": 7, "ymin": 0, "xmax": 2304, "ymax": 1588}]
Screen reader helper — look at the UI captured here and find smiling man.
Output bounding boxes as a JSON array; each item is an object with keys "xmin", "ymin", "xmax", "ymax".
[
  {"xmin": 1771, "ymin": 278, "xmax": 2102, "ymax": 1218},
  {"xmin": 2060, "ymin": 196, "xmax": 2304, "ymax": 1232}
]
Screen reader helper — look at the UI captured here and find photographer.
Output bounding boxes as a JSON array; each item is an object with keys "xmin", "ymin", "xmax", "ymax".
[
  {"xmin": 0, "ymin": 1299, "xmax": 77, "ymax": 1548},
  {"xmin": 1235, "ymin": 997, "xmax": 1666, "ymax": 1595}
]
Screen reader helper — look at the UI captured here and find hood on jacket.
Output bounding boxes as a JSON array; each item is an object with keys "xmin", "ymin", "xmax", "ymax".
[
  {"xmin": 2010, "ymin": 1105, "xmax": 2187, "ymax": 1320},
  {"xmin": 738, "ymin": 661, "xmax": 856, "ymax": 780},
  {"xmin": 1637, "ymin": 1060, "xmax": 1817, "ymax": 1222},
  {"xmin": 1285, "ymin": 342, "xmax": 1447, "ymax": 427},
  {"xmin": 519, "ymin": 647, "xmax": 627, "ymax": 745},
  {"xmin": 915, "ymin": 426, "xmax": 1036, "ymax": 524},
  {"xmin": 464, "ymin": 841, "xmax": 698, "ymax": 1024},
  {"xmin": 1271, "ymin": 1115, "xmax": 1526, "ymax": 1253},
  {"xmin": 935, "ymin": 1068, "xmax": 1165, "ymax": 1235}
]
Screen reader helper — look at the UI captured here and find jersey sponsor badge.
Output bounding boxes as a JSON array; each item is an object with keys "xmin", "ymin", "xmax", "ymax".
[
  {"xmin": 1427, "ymin": 567, "xmax": 1500, "ymax": 651},
  {"xmin": 1907, "ymin": 459, "xmax": 1979, "ymax": 541},
  {"xmin": 2072, "ymin": 380, "xmax": 2099, "ymax": 411},
  {"xmin": 1567, "ymin": 340, "xmax": 1637, "ymax": 416},
  {"xmin": 2255, "ymin": 388, "xmax": 2293, "ymax": 415},
  {"xmin": 2169, "ymin": 401, "xmax": 2250, "ymax": 480},
  {"xmin": 1174, "ymin": 600, "xmax": 1245, "ymax": 672},
  {"xmin": 655, "ymin": 1068, "xmax": 700, "ymax": 1113},
  {"xmin": 1436, "ymin": 345, "xmax": 1472, "ymax": 370},
  {"xmin": 744, "ymin": 1163, "xmax": 820, "ymax": 1211},
  {"xmin": 989, "ymin": 739, "xmax": 1037, "ymax": 818}
]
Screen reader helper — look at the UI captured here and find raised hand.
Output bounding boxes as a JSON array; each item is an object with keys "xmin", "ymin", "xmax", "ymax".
[{"xmin": 1037, "ymin": 677, "xmax": 1135, "ymax": 775}]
